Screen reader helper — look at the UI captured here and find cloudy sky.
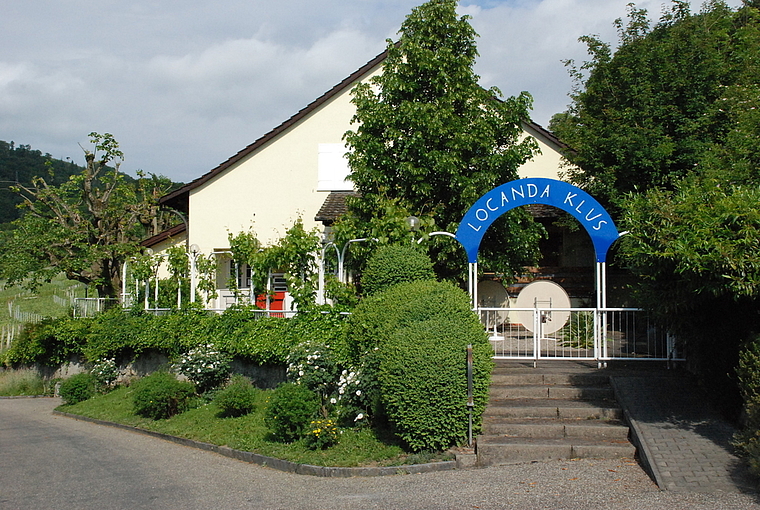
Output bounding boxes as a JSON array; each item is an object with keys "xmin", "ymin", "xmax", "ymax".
[{"xmin": 0, "ymin": 0, "xmax": 743, "ymax": 183}]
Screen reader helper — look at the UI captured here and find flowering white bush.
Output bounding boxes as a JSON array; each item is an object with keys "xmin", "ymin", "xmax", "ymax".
[
  {"xmin": 286, "ymin": 341, "xmax": 371, "ymax": 426},
  {"xmin": 335, "ymin": 368, "xmax": 371, "ymax": 425},
  {"xmin": 286, "ymin": 341, "xmax": 340, "ymax": 399},
  {"xmin": 90, "ymin": 357, "xmax": 119, "ymax": 387},
  {"xmin": 175, "ymin": 344, "xmax": 231, "ymax": 392}
]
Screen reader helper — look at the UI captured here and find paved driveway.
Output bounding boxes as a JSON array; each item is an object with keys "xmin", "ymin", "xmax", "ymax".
[{"xmin": 1, "ymin": 398, "xmax": 758, "ymax": 510}]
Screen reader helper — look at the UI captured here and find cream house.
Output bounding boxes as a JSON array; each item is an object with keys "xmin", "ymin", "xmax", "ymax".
[{"xmin": 143, "ymin": 48, "xmax": 572, "ymax": 310}]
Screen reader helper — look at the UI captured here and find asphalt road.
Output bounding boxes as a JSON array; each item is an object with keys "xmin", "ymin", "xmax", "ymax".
[{"xmin": 1, "ymin": 398, "xmax": 759, "ymax": 510}]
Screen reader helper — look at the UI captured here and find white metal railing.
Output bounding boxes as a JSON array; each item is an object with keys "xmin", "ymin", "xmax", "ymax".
[
  {"xmin": 143, "ymin": 308, "xmax": 298, "ymax": 318},
  {"xmin": 73, "ymin": 298, "xmax": 119, "ymax": 318},
  {"xmin": 480, "ymin": 307, "xmax": 680, "ymax": 362}
]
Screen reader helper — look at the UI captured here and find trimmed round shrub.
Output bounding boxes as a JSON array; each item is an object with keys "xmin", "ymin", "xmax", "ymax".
[
  {"xmin": 378, "ymin": 318, "xmax": 493, "ymax": 452},
  {"xmin": 131, "ymin": 372, "xmax": 196, "ymax": 420},
  {"xmin": 361, "ymin": 244, "xmax": 435, "ymax": 296},
  {"xmin": 214, "ymin": 374, "xmax": 260, "ymax": 418},
  {"xmin": 346, "ymin": 279, "xmax": 478, "ymax": 362},
  {"xmin": 59, "ymin": 372, "xmax": 96, "ymax": 405},
  {"xmin": 264, "ymin": 383, "xmax": 319, "ymax": 442}
]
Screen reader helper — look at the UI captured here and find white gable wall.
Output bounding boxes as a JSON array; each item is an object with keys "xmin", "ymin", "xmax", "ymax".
[
  {"xmin": 187, "ymin": 74, "xmax": 373, "ymax": 255},
  {"xmin": 516, "ymin": 123, "xmax": 568, "ymax": 180}
]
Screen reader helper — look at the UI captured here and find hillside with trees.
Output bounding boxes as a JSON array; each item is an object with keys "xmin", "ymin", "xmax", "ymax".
[{"xmin": 0, "ymin": 141, "xmax": 85, "ymax": 228}]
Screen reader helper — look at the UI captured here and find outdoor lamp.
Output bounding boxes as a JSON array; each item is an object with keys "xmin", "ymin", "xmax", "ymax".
[{"xmin": 406, "ymin": 216, "xmax": 420, "ymax": 232}]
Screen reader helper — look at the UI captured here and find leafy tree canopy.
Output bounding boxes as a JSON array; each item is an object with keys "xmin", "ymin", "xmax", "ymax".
[
  {"xmin": 0, "ymin": 133, "xmax": 174, "ymax": 298},
  {"xmin": 551, "ymin": 0, "xmax": 760, "ymax": 209},
  {"xmin": 553, "ymin": 1, "xmax": 760, "ymax": 393},
  {"xmin": 339, "ymin": 0, "xmax": 544, "ymax": 281}
]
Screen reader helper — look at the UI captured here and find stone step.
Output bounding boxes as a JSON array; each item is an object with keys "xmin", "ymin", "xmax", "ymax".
[
  {"xmin": 476, "ymin": 436, "xmax": 636, "ymax": 466},
  {"xmin": 477, "ymin": 362, "xmax": 635, "ymax": 467},
  {"xmin": 481, "ymin": 419, "xmax": 630, "ymax": 440},
  {"xmin": 490, "ymin": 372, "xmax": 611, "ymax": 387},
  {"xmin": 488, "ymin": 384, "xmax": 615, "ymax": 400},
  {"xmin": 484, "ymin": 399, "xmax": 624, "ymax": 420}
]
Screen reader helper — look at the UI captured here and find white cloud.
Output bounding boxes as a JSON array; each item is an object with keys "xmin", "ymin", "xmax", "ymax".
[{"xmin": 0, "ymin": 0, "xmax": 747, "ymax": 181}]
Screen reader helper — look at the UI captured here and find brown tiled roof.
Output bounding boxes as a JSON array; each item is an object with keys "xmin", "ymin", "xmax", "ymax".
[
  {"xmin": 141, "ymin": 223, "xmax": 187, "ymax": 248},
  {"xmin": 314, "ymin": 191, "xmax": 359, "ymax": 225}
]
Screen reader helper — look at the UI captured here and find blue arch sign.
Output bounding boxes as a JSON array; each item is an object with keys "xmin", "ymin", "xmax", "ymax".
[{"xmin": 455, "ymin": 178, "xmax": 620, "ymax": 264}]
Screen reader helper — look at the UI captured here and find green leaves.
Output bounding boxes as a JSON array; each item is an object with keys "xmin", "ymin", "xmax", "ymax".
[
  {"xmin": 553, "ymin": 1, "xmax": 760, "ymax": 210},
  {"xmin": 0, "ymin": 133, "xmax": 174, "ymax": 298},
  {"xmin": 342, "ymin": 0, "xmax": 542, "ymax": 280},
  {"xmin": 228, "ymin": 219, "xmax": 322, "ymax": 310},
  {"xmin": 619, "ymin": 175, "xmax": 760, "ymax": 319}
]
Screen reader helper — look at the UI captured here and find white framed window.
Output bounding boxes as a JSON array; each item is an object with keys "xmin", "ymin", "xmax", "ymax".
[{"xmin": 317, "ymin": 143, "xmax": 353, "ymax": 191}]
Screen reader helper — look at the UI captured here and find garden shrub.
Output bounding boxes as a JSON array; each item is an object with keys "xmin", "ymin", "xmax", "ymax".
[
  {"xmin": 90, "ymin": 357, "xmax": 119, "ymax": 388},
  {"xmin": 174, "ymin": 343, "xmax": 231, "ymax": 393},
  {"xmin": 360, "ymin": 244, "xmax": 435, "ymax": 296},
  {"xmin": 3, "ymin": 317, "xmax": 90, "ymax": 367},
  {"xmin": 131, "ymin": 371, "xmax": 196, "ymax": 420},
  {"xmin": 305, "ymin": 418, "xmax": 340, "ymax": 450},
  {"xmin": 138, "ymin": 309, "xmax": 214, "ymax": 357},
  {"xmin": 214, "ymin": 374, "xmax": 260, "ymax": 417},
  {"xmin": 84, "ymin": 308, "xmax": 148, "ymax": 361},
  {"xmin": 377, "ymin": 318, "xmax": 493, "ymax": 452},
  {"xmin": 345, "ymin": 279, "xmax": 493, "ymax": 449},
  {"xmin": 346, "ymin": 279, "xmax": 479, "ymax": 362},
  {"xmin": 59, "ymin": 372, "xmax": 96, "ymax": 405},
  {"xmin": 734, "ymin": 335, "xmax": 760, "ymax": 476},
  {"xmin": 286, "ymin": 339, "xmax": 341, "ymax": 400},
  {"xmin": 264, "ymin": 382, "xmax": 319, "ymax": 442}
]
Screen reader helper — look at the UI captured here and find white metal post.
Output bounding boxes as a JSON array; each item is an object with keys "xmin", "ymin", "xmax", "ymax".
[{"xmin": 317, "ymin": 245, "xmax": 326, "ymax": 305}]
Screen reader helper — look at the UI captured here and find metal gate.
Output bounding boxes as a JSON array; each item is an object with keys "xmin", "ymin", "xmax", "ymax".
[{"xmin": 479, "ymin": 307, "xmax": 679, "ymax": 363}]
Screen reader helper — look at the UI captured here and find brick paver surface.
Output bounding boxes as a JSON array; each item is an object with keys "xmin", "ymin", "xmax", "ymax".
[{"xmin": 613, "ymin": 374, "xmax": 757, "ymax": 493}]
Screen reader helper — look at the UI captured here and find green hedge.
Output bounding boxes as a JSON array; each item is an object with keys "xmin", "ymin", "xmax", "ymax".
[
  {"xmin": 4, "ymin": 318, "xmax": 90, "ymax": 367},
  {"xmin": 346, "ymin": 279, "xmax": 481, "ymax": 362},
  {"xmin": 346, "ymin": 279, "xmax": 493, "ymax": 451},
  {"xmin": 360, "ymin": 244, "xmax": 435, "ymax": 296},
  {"xmin": 2, "ymin": 307, "xmax": 348, "ymax": 370},
  {"xmin": 379, "ymin": 318, "xmax": 492, "ymax": 451}
]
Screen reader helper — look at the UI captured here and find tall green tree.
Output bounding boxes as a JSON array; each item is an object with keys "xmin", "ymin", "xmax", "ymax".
[
  {"xmin": 552, "ymin": 0, "xmax": 760, "ymax": 413},
  {"xmin": 0, "ymin": 133, "xmax": 173, "ymax": 298},
  {"xmin": 340, "ymin": 0, "xmax": 543, "ymax": 280},
  {"xmin": 551, "ymin": 0, "xmax": 760, "ymax": 209}
]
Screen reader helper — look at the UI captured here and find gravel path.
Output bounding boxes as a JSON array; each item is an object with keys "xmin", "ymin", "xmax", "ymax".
[{"xmin": 1, "ymin": 397, "xmax": 759, "ymax": 510}]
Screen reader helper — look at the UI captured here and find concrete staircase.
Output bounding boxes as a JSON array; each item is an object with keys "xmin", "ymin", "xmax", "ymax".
[{"xmin": 476, "ymin": 361, "xmax": 636, "ymax": 466}]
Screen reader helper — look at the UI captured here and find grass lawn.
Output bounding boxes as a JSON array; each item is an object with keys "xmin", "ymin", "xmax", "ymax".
[
  {"xmin": 0, "ymin": 368, "xmax": 47, "ymax": 396},
  {"xmin": 57, "ymin": 386, "xmax": 448, "ymax": 468}
]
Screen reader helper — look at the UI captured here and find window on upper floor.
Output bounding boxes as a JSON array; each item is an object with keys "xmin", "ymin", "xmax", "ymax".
[{"xmin": 317, "ymin": 143, "xmax": 353, "ymax": 191}]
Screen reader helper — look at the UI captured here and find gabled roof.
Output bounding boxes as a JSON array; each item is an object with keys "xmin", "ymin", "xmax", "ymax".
[
  {"xmin": 159, "ymin": 46, "xmax": 567, "ymax": 213},
  {"xmin": 141, "ymin": 222, "xmax": 187, "ymax": 248},
  {"xmin": 159, "ymin": 49, "xmax": 389, "ymax": 213}
]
